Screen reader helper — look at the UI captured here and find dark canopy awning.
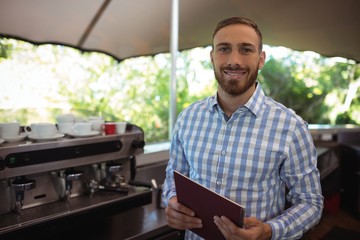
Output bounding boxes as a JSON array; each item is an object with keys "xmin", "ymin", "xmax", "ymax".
[{"xmin": 0, "ymin": 0, "xmax": 359, "ymax": 62}]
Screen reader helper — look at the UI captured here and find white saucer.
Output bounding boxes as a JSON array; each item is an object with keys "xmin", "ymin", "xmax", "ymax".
[
  {"xmin": 0, "ymin": 139, "xmax": 4, "ymax": 145},
  {"xmin": 28, "ymin": 133, "xmax": 65, "ymax": 142},
  {"xmin": 67, "ymin": 131, "xmax": 100, "ymax": 138},
  {"xmin": 3, "ymin": 132, "xmax": 28, "ymax": 143}
]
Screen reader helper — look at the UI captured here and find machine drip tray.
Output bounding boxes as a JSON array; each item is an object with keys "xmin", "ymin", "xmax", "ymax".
[{"xmin": 0, "ymin": 187, "xmax": 152, "ymax": 237}]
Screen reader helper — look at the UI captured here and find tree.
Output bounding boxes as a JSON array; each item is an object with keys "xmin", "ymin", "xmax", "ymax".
[
  {"xmin": 258, "ymin": 53, "xmax": 359, "ymax": 125},
  {"xmin": 0, "ymin": 39, "xmax": 358, "ymax": 144}
]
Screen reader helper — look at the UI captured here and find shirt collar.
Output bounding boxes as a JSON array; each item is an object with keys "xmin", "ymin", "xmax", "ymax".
[{"xmin": 244, "ymin": 82, "xmax": 265, "ymax": 117}]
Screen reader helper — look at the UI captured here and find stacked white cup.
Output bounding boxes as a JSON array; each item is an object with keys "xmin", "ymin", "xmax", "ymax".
[
  {"xmin": 56, "ymin": 114, "xmax": 75, "ymax": 134},
  {"xmin": 115, "ymin": 122, "xmax": 127, "ymax": 134},
  {"xmin": 28, "ymin": 123, "xmax": 58, "ymax": 138},
  {"xmin": 0, "ymin": 122, "xmax": 21, "ymax": 139},
  {"xmin": 88, "ymin": 116, "xmax": 105, "ymax": 132},
  {"xmin": 72, "ymin": 122, "xmax": 93, "ymax": 135}
]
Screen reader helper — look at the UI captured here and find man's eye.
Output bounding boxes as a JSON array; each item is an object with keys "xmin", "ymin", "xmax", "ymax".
[
  {"xmin": 241, "ymin": 48, "xmax": 252, "ymax": 53},
  {"xmin": 219, "ymin": 47, "xmax": 230, "ymax": 53}
]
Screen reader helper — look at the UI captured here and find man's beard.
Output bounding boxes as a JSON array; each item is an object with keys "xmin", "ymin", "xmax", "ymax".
[{"xmin": 214, "ymin": 65, "xmax": 259, "ymax": 96}]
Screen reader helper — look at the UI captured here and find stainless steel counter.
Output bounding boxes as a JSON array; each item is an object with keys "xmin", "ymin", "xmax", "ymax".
[
  {"xmin": 309, "ymin": 124, "xmax": 360, "ymax": 135},
  {"xmin": 309, "ymin": 124, "xmax": 360, "ymax": 142},
  {"xmin": 106, "ymin": 191, "xmax": 182, "ymax": 240},
  {"xmin": 2, "ymin": 190, "xmax": 182, "ymax": 240},
  {"xmin": 87, "ymin": 190, "xmax": 180, "ymax": 240}
]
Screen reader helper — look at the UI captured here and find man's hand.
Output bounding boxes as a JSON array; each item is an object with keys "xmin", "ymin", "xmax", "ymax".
[
  {"xmin": 214, "ymin": 215, "xmax": 272, "ymax": 240},
  {"xmin": 165, "ymin": 196, "xmax": 203, "ymax": 230}
]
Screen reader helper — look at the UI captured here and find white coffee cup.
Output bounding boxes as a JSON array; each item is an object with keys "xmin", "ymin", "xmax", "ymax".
[
  {"xmin": 0, "ymin": 122, "xmax": 20, "ymax": 139},
  {"xmin": 28, "ymin": 123, "xmax": 57, "ymax": 138},
  {"xmin": 57, "ymin": 122, "xmax": 74, "ymax": 134},
  {"xmin": 88, "ymin": 119, "xmax": 105, "ymax": 131},
  {"xmin": 56, "ymin": 114, "xmax": 75, "ymax": 123},
  {"xmin": 72, "ymin": 122, "xmax": 92, "ymax": 135},
  {"xmin": 115, "ymin": 122, "xmax": 127, "ymax": 134}
]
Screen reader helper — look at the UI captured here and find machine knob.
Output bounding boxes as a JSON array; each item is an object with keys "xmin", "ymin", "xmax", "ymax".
[
  {"xmin": 11, "ymin": 176, "xmax": 36, "ymax": 191},
  {"xmin": 65, "ymin": 169, "xmax": 83, "ymax": 181},
  {"xmin": 11, "ymin": 176, "xmax": 36, "ymax": 214},
  {"xmin": 63, "ymin": 169, "xmax": 83, "ymax": 200},
  {"xmin": 106, "ymin": 162, "xmax": 122, "ymax": 173},
  {"xmin": 104, "ymin": 162, "xmax": 124, "ymax": 187},
  {"xmin": 131, "ymin": 140, "xmax": 145, "ymax": 148}
]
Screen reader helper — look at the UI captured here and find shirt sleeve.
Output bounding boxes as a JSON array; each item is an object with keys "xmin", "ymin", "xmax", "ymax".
[
  {"xmin": 161, "ymin": 115, "xmax": 190, "ymax": 206},
  {"xmin": 266, "ymin": 122, "xmax": 324, "ymax": 239}
]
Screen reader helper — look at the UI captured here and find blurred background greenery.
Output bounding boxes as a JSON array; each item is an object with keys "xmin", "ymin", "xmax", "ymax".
[{"xmin": 0, "ymin": 38, "xmax": 359, "ymax": 143}]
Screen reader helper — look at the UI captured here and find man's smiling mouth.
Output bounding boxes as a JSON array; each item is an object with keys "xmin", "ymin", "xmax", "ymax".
[{"xmin": 223, "ymin": 69, "xmax": 247, "ymax": 77}]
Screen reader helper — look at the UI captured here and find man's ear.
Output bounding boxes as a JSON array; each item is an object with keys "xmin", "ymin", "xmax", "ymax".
[
  {"xmin": 210, "ymin": 49, "xmax": 214, "ymax": 66},
  {"xmin": 258, "ymin": 51, "xmax": 266, "ymax": 69}
]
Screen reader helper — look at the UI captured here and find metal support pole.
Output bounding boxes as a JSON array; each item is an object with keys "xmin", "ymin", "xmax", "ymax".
[{"xmin": 169, "ymin": 0, "xmax": 179, "ymax": 139}]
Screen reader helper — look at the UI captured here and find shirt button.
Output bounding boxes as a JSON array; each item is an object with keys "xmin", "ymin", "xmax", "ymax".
[
  {"xmin": 221, "ymin": 150, "xmax": 226, "ymax": 155},
  {"xmin": 216, "ymin": 180, "xmax": 222, "ymax": 185}
]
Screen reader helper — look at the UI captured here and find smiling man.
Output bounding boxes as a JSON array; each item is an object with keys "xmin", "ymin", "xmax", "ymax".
[
  {"xmin": 162, "ymin": 16, "xmax": 323, "ymax": 240},
  {"xmin": 211, "ymin": 18, "xmax": 265, "ymax": 117}
]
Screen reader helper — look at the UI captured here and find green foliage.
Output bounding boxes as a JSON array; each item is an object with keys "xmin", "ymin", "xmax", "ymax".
[
  {"xmin": 0, "ymin": 39, "xmax": 359, "ymax": 144},
  {"xmin": 259, "ymin": 54, "xmax": 359, "ymax": 125},
  {"xmin": 0, "ymin": 38, "xmax": 13, "ymax": 60}
]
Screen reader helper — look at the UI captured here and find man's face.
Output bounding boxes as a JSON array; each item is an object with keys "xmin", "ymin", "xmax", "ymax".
[{"xmin": 210, "ymin": 24, "xmax": 265, "ymax": 96}]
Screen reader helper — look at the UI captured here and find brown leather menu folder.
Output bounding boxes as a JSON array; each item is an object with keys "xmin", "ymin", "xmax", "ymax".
[{"xmin": 174, "ymin": 170, "xmax": 245, "ymax": 240}]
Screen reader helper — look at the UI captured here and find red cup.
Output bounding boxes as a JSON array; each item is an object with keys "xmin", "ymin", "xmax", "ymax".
[{"xmin": 102, "ymin": 122, "xmax": 116, "ymax": 135}]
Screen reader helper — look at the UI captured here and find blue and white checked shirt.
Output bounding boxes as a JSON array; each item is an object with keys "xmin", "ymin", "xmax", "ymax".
[{"xmin": 162, "ymin": 83, "xmax": 323, "ymax": 240}]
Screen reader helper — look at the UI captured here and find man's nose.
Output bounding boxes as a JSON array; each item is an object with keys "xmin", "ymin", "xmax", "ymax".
[{"xmin": 227, "ymin": 51, "xmax": 243, "ymax": 66}]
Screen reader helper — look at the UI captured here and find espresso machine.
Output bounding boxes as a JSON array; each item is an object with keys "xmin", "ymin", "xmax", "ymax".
[{"xmin": 0, "ymin": 124, "xmax": 150, "ymax": 238}]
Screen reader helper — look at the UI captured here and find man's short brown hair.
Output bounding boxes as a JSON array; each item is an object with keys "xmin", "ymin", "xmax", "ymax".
[{"xmin": 212, "ymin": 16, "xmax": 263, "ymax": 52}]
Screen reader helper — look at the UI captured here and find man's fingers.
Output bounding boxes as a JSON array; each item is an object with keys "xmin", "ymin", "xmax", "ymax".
[{"xmin": 165, "ymin": 198, "xmax": 202, "ymax": 230}]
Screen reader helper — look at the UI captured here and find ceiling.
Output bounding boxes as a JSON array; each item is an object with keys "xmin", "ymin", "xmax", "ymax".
[{"xmin": 0, "ymin": 0, "xmax": 359, "ymax": 62}]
